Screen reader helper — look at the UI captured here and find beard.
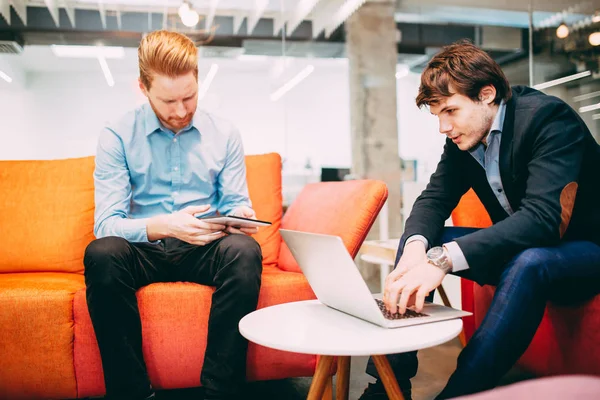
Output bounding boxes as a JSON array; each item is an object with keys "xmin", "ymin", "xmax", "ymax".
[
  {"xmin": 461, "ymin": 109, "xmax": 495, "ymax": 151},
  {"xmin": 148, "ymin": 99, "xmax": 194, "ymax": 132}
]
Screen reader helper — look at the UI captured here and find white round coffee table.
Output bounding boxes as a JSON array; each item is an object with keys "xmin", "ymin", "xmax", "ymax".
[{"xmin": 239, "ymin": 299, "xmax": 463, "ymax": 400}]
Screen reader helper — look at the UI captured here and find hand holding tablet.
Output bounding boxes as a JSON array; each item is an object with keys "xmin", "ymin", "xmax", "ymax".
[{"xmin": 197, "ymin": 215, "xmax": 272, "ymax": 229}]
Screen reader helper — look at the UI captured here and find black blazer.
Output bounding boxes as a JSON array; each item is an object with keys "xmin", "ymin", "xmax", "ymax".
[{"xmin": 402, "ymin": 86, "xmax": 600, "ymax": 285}]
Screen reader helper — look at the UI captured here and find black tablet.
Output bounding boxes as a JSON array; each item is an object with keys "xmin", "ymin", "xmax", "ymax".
[{"xmin": 198, "ymin": 215, "xmax": 272, "ymax": 228}]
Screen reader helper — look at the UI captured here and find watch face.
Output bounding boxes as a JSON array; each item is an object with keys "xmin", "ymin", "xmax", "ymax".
[{"xmin": 427, "ymin": 247, "xmax": 444, "ymax": 261}]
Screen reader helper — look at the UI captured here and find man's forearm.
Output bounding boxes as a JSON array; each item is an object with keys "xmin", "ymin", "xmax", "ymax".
[{"xmin": 146, "ymin": 214, "xmax": 172, "ymax": 242}]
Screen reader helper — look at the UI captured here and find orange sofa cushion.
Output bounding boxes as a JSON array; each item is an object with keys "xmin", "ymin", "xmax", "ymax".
[
  {"xmin": 0, "ymin": 272, "xmax": 84, "ymax": 399},
  {"xmin": 279, "ymin": 180, "xmax": 388, "ymax": 272},
  {"xmin": 244, "ymin": 153, "xmax": 283, "ymax": 267},
  {"xmin": 73, "ymin": 266, "xmax": 316, "ymax": 398},
  {"xmin": 0, "ymin": 157, "xmax": 96, "ymax": 274}
]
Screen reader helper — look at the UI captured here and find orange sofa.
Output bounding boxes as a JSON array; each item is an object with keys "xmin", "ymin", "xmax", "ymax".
[
  {"xmin": 0, "ymin": 153, "xmax": 388, "ymax": 399},
  {"xmin": 453, "ymin": 189, "xmax": 600, "ymax": 377}
]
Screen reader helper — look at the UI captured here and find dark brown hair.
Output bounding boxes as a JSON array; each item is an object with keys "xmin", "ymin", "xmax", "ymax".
[{"xmin": 416, "ymin": 40, "xmax": 512, "ymax": 108}]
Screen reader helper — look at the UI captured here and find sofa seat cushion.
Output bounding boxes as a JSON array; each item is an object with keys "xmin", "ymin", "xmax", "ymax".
[
  {"xmin": 0, "ymin": 272, "xmax": 84, "ymax": 399},
  {"xmin": 474, "ymin": 285, "xmax": 600, "ymax": 375},
  {"xmin": 73, "ymin": 265, "xmax": 316, "ymax": 398},
  {"xmin": 0, "ymin": 157, "xmax": 95, "ymax": 274}
]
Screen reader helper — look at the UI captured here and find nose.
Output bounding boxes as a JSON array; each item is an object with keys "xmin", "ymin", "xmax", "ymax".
[
  {"xmin": 175, "ymin": 102, "xmax": 187, "ymax": 118},
  {"xmin": 439, "ymin": 119, "xmax": 453, "ymax": 135}
]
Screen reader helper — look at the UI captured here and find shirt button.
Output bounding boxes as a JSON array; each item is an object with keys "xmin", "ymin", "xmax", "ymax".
[
  {"xmin": 174, "ymin": 166, "xmax": 179, "ymax": 171},
  {"xmin": 173, "ymin": 138, "xmax": 178, "ymax": 143}
]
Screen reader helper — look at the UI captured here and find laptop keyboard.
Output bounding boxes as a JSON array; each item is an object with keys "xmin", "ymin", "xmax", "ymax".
[{"xmin": 375, "ymin": 299, "xmax": 429, "ymax": 320}]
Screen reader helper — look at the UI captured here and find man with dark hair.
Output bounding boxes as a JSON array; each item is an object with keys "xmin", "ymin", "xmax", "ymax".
[{"xmin": 360, "ymin": 40, "xmax": 600, "ymax": 399}]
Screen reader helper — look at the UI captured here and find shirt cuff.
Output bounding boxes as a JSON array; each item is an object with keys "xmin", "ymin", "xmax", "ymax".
[
  {"xmin": 405, "ymin": 234, "xmax": 429, "ymax": 250},
  {"xmin": 443, "ymin": 241, "xmax": 470, "ymax": 272}
]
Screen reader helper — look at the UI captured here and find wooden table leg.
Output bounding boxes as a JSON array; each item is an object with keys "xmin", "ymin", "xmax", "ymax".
[
  {"xmin": 438, "ymin": 284, "xmax": 467, "ymax": 348},
  {"xmin": 307, "ymin": 355, "xmax": 335, "ymax": 400},
  {"xmin": 458, "ymin": 330, "xmax": 467, "ymax": 348},
  {"xmin": 336, "ymin": 356, "xmax": 351, "ymax": 400},
  {"xmin": 321, "ymin": 376, "xmax": 333, "ymax": 400},
  {"xmin": 371, "ymin": 355, "xmax": 405, "ymax": 400}
]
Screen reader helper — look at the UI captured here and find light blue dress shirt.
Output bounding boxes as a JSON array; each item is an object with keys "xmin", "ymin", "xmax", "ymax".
[
  {"xmin": 407, "ymin": 102, "xmax": 512, "ymax": 272},
  {"xmin": 94, "ymin": 103, "xmax": 251, "ymax": 243},
  {"xmin": 466, "ymin": 101, "xmax": 513, "ymax": 215}
]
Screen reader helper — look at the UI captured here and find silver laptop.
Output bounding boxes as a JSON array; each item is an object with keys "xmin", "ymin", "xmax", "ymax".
[{"xmin": 280, "ymin": 229, "xmax": 472, "ymax": 329}]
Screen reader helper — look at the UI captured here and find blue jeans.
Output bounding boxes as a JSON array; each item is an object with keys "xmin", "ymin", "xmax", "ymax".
[{"xmin": 366, "ymin": 227, "xmax": 600, "ymax": 399}]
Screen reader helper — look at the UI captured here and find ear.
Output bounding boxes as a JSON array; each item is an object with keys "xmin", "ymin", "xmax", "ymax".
[
  {"xmin": 138, "ymin": 78, "xmax": 149, "ymax": 97},
  {"xmin": 479, "ymin": 85, "xmax": 496, "ymax": 105}
]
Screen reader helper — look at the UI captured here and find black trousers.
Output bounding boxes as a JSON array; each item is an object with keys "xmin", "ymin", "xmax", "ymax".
[{"xmin": 83, "ymin": 234, "xmax": 263, "ymax": 400}]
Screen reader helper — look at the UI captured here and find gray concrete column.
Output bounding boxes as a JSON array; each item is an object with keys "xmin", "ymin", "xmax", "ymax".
[{"xmin": 346, "ymin": 0, "xmax": 402, "ymax": 240}]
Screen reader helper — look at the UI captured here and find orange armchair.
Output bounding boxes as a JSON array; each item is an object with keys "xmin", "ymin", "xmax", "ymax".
[
  {"xmin": 0, "ymin": 153, "xmax": 388, "ymax": 399},
  {"xmin": 453, "ymin": 189, "xmax": 600, "ymax": 377}
]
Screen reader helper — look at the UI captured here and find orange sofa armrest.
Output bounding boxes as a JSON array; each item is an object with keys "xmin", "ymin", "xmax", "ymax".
[{"xmin": 277, "ymin": 180, "xmax": 388, "ymax": 272}]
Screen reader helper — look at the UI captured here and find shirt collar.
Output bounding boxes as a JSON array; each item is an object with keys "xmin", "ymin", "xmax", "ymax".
[
  {"xmin": 144, "ymin": 103, "xmax": 202, "ymax": 136},
  {"xmin": 483, "ymin": 101, "xmax": 507, "ymax": 143},
  {"xmin": 468, "ymin": 101, "xmax": 506, "ymax": 157},
  {"xmin": 144, "ymin": 103, "xmax": 162, "ymax": 136}
]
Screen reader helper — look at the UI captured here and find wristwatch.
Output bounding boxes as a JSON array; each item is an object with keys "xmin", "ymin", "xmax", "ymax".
[{"xmin": 426, "ymin": 246, "xmax": 452, "ymax": 274}]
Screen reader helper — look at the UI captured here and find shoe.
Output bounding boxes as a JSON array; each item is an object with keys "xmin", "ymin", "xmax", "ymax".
[{"xmin": 358, "ymin": 380, "xmax": 412, "ymax": 400}]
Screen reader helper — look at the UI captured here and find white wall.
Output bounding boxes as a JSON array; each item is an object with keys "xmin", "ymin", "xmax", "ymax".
[
  {"xmin": 0, "ymin": 48, "xmax": 352, "ymax": 172},
  {"xmin": 396, "ymin": 72, "xmax": 445, "ymax": 182}
]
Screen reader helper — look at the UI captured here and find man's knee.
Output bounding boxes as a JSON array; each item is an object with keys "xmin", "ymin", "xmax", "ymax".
[
  {"xmin": 84, "ymin": 237, "xmax": 132, "ymax": 286},
  {"xmin": 219, "ymin": 234, "xmax": 262, "ymax": 263},
  {"xmin": 504, "ymin": 247, "xmax": 552, "ymax": 283},
  {"xmin": 217, "ymin": 234, "xmax": 263, "ymax": 281}
]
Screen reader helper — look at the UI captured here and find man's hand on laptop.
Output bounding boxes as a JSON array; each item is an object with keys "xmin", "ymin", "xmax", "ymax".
[
  {"xmin": 168, "ymin": 205, "xmax": 227, "ymax": 246},
  {"xmin": 387, "ymin": 240, "xmax": 427, "ymax": 281},
  {"xmin": 226, "ymin": 206, "xmax": 259, "ymax": 236},
  {"xmin": 384, "ymin": 261, "xmax": 445, "ymax": 315},
  {"xmin": 383, "ymin": 240, "xmax": 428, "ymax": 312}
]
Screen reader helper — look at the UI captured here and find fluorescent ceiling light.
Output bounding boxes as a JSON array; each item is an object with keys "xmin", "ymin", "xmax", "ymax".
[
  {"xmin": 573, "ymin": 90, "xmax": 600, "ymax": 102},
  {"xmin": 270, "ymin": 65, "xmax": 315, "ymax": 102},
  {"xmin": 533, "ymin": 70, "xmax": 591, "ymax": 90},
  {"xmin": 0, "ymin": 70, "xmax": 12, "ymax": 83},
  {"xmin": 579, "ymin": 102, "xmax": 600, "ymax": 113},
  {"xmin": 97, "ymin": 56, "xmax": 115, "ymax": 87},
  {"xmin": 51, "ymin": 45, "xmax": 125, "ymax": 59},
  {"xmin": 198, "ymin": 64, "xmax": 219, "ymax": 100},
  {"xmin": 592, "ymin": 113, "xmax": 600, "ymax": 120}
]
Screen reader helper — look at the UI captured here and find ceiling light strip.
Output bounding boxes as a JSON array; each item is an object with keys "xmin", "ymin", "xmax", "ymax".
[
  {"xmin": 97, "ymin": 56, "xmax": 115, "ymax": 87},
  {"xmin": 579, "ymin": 102, "xmax": 600, "ymax": 113},
  {"xmin": 198, "ymin": 63, "xmax": 219, "ymax": 100},
  {"xmin": 270, "ymin": 65, "xmax": 314, "ymax": 102},
  {"xmin": 0, "ymin": 70, "xmax": 12, "ymax": 83},
  {"xmin": 573, "ymin": 90, "xmax": 600, "ymax": 102},
  {"xmin": 533, "ymin": 70, "xmax": 591, "ymax": 90}
]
